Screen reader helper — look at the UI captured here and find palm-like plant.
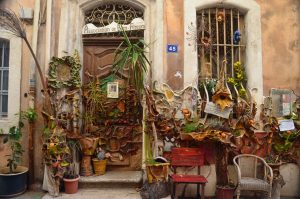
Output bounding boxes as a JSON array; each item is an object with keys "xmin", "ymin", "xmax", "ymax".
[
  {"xmin": 0, "ymin": 8, "xmax": 52, "ymax": 113},
  {"xmin": 112, "ymin": 28, "xmax": 150, "ymax": 96}
]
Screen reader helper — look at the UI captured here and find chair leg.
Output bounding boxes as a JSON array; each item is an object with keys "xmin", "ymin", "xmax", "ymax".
[
  {"xmin": 201, "ymin": 184, "xmax": 205, "ymax": 199},
  {"xmin": 268, "ymin": 191, "xmax": 272, "ymax": 199},
  {"xmin": 236, "ymin": 188, "xmax": 240, "ymax": 199},
  {"xmin": 171, "ymin": 182, "xmax": 176, "ymax": 199},
  {"xmin": 197, "ymin": 184, "xmax": 200, "ymax": 199}
]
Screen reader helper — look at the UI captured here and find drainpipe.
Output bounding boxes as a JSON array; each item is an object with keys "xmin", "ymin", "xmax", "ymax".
[
  {"xmin": 30, "ymin": 0, "xmax": 40, "ymax": 88},
  {"xmin": 28, "ymin": 0, "xmax": 40, "ymax": 186},
  {"xmin": 45, "ymin": 0, "xmax": 52, "ymax": 72}
]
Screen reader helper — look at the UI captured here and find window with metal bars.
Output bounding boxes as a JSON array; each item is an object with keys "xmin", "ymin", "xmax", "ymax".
[
  {"xmin": 197, "ymin": 8, "xmax": 246, "ymax": 80},
  {"xmin": 0, "ymin": 39, "xmax": 9, "ymax": 118}
]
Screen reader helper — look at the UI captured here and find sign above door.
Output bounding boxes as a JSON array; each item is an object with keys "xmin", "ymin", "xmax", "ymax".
[{"xmin": 82, "ymin": 17, "xmax": 145, "ymax": 35}]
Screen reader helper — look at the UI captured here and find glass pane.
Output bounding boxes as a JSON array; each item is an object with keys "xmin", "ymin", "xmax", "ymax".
[
  {"xmin": 2, "ymin": 94, "xmax": 8, "ymax": 114},
  {"xmin": 3, "ymin": 70, "xmax": 8, "ymax": 90},
  {"xmin": 3, "ymin": 44, "xmax": 9, "ymax": 67}
]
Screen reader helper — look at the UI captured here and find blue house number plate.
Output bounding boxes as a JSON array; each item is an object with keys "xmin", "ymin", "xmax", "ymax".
[{"xmin": 167, "ymin": 44, "xmax": 178, "ymax": 53}]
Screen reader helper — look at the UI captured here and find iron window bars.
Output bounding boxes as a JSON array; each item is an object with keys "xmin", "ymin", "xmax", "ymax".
[{"xmin": 197, "ymin": 8, "xmax": 246, "ymax": 80}]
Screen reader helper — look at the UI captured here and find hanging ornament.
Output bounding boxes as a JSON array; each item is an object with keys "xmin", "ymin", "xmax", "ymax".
[
  {"xmin": 234, "ymin": 30, "xmax": 241, "ymax": 44},
  {"xmin": 217, "ymin": 11, "xmax": 225, "ymax": 22},
  {"xmin": 200, "ymin": 31, "xmax": 211, "ymax": 48}
]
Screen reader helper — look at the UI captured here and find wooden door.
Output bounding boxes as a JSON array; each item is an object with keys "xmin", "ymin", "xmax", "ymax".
[{"xmin": 83, "ymin": 38, "xmax": 143, "ymax": 171}]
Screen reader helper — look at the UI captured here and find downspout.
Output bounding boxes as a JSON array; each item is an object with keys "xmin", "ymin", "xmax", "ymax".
[
  {"xmin": 30, "ymin": 0, "xmax": 40, "ymax": 87},
  {"xmin": 45, "ymin": 0, "xmax": 52, "ymax": 72},
  {"xmin": 28, "ymin": 0, "xmax": 41, "ymax": 186}
]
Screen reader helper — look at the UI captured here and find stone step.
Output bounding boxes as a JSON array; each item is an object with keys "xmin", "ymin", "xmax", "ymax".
[
  {"xmin": 43, "ymin": 188, "xmax": 142, "ymax": 199},
  {"xmin": 79, "ymin": 170, "xmax": 143, "ymax": 188}
]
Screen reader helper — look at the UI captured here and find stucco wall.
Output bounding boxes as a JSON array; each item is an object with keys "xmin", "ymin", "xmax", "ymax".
[{"xmin": 257, "ymin": 0, "xmax": 300, "ymax": 95}]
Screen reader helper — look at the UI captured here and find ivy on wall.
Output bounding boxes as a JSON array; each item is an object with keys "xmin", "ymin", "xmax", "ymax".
[{"xmin": 48, "ymin": 55, "xmax": 82, "ymax": 89}]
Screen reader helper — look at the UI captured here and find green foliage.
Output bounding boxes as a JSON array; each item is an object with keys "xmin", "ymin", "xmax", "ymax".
[
  {"xmin": 1, "ymin": 125, "xmax": 24, "ymax": 173},
  {"xmin": 273, "ymin": 130, "xmax": 299, "ymax": 153},
  {"xmin": 228, "ymin": 61, "xmax": 247, "ymax": 98},
  {"xmin": 20, "ymin": 108, "xmax": 37, "ymax": 123},
  {"xmin": 112, "ymin": 27, "xmax": 150, "ymax": 96},
  {"xmin": 183, "ymin": 122, "xmax": 202, "ymax": 133},
  {"xmin": 48, "ymin": 55, "xmax": 82, "ymax": 89}
]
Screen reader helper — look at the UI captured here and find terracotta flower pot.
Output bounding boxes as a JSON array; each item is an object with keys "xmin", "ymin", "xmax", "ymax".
[
  {"xmin": 63, "ymin": 176, "xmax": 80, "ymax": 194},
  {"xmin": 216, "ymin": 186, "xmax": 235, "ymax": 199}
]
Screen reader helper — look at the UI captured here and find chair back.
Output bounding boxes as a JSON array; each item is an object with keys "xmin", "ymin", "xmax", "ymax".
[
  {"xmin": 171, "ymin": 147, "xmax": 204, "ymax": 167},
  {"xmin": 234, "ymin": 154, "xmax": 266, "ymax": 179}
]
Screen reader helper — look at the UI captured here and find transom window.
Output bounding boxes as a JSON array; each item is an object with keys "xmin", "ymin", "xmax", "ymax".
[
  {"xmin": 0, "ymin": 39, "xmax": 9, "ymax": 118},
  {"xmin": 84, "ymin": 3, "xmax": 144, "ymax": 37},
  {"xmin": 197, "ymin": 8, "xmax": 245, "ymax": 80}
]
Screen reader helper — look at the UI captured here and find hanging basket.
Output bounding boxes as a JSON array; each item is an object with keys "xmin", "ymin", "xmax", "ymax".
[{"xmin": 146, "ymin": 163, "xmax": 169, "ymax": 183}]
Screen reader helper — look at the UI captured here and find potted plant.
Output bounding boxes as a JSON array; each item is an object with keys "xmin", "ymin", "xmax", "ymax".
[
  {"xmin": 0, "ymin": 124, "xmax": 28, "ymax": 198},
  {"xmin": 92, "ymin": 146, "xmax": 111, "ymax": 175},
  {"xmin": 63, "ymin": 163, "xmax": 80, "ymax": 194}
]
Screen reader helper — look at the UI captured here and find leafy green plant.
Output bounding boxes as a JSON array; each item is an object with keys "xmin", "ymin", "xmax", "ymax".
[
  {"xmin": 112, "ymin": 27, "xmax": 150, "ymax": 96},
  {"xmin": 20, "ymin": 108, "xmax": 37, "ymax": 123},
  {"xmin": 183, "ymin": 122, "xmax": 202, "ymax": 133},
  {"xmin": 273, "ymin": 130, "xmax": 299, "ymax": 154},
  {"xmin": 228, "ymin": 61, "xmax": 247, "ymax": 98},
  {"xmin": 2, "ymin": 124, "xmax": 24, "ymax": 173}
]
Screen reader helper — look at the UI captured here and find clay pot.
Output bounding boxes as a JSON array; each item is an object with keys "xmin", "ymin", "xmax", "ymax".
[
  {"xmin": 63, "ymin": 176, "xmax": 80, "ymax": 194},
  {"xmin": 216, "ymin": 186, "xmax": 235, "ymax": 199}
]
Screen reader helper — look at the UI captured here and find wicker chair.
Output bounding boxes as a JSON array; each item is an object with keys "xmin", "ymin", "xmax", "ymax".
[{"xmin": 233, "ymin": 154, "xmax": 273, "ymax": 199}]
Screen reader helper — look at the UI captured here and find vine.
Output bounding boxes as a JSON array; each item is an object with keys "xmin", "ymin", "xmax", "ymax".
[{"xmin": 48, "ymin": 54, "xmax": 82, "ymax": 89}]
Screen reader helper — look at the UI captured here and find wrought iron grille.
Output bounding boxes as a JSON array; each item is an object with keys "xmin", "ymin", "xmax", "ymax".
[
  {"xmin": 0, "ymin": 39, "xmax": 9, "ymax": 118},
  {"xmin": 85, "ymin": 3, "xmax": 144, "ymax": 27},
  {"xmin": 196, "ymin": 8, "xmax": 246, "ymax": 80}
]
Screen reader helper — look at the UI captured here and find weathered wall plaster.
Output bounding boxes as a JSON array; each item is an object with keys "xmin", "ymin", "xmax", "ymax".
[{"xmin": 257, "ymin": 0, "xmax": 300, "ymax": 95}]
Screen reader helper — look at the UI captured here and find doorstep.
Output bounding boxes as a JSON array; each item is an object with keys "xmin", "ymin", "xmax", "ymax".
[
  {"xmin": 42, "ymin": 188, "xmax": 141, "ymax": 199},
  {"xmin": 79, "ymin": 170, "xmax": 143, "ymax": 188}
]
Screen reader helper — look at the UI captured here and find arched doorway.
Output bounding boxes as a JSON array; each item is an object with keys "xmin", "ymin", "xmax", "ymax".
[{"xmin": 82, "ymin": 2, "xmax": 145, "ymax": 171}]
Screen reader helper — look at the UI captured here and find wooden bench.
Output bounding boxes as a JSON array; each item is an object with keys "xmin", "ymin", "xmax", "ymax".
[{"xmin": 170, "ymin": 148, "xmax": 208, "ymax": 199}]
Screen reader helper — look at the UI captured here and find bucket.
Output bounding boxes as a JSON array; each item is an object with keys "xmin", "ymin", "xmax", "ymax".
[
  {"xmin": 80, "ymin": 155, "xmax": 93, "ymax": 176},
  {"xmin": 92, "ymin": 159, "xmax": 107, "ymax": 175}
]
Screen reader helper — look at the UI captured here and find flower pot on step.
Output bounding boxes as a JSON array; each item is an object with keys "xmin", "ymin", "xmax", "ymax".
[
  {"xmin": 92, "ymin": 159, "xmax": 107, "ymax": 175},
  {"xmin": 63, "ymin": 176, "xmax": 80, "ymax": 194}
]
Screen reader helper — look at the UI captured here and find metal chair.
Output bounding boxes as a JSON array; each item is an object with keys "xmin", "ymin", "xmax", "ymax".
[{"xmin": 233, "ymin": 154, "xmax": 273, "ymax": 199}]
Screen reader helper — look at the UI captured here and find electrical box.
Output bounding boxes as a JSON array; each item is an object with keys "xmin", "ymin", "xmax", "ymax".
[{"xmin": 19, "ymin": 8, "xmax": 33, "ymax": 21}]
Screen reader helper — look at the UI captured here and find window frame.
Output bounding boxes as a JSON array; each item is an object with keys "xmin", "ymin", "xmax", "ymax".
[
  {"xmin": 184, "ymin": 0, "xmax": 263, "ymax": 107},
  {"xmin": 0, "ymin": 39, "xmax": 10, "ymax": 118},
  {"xmin": 0, "ymin": 30, "xmax": 22, "ymax": 133}
]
